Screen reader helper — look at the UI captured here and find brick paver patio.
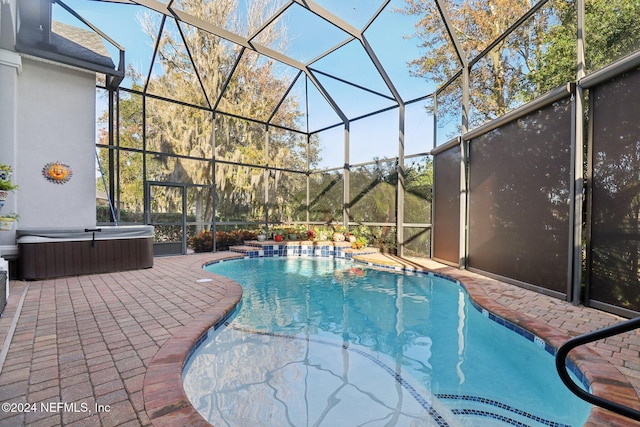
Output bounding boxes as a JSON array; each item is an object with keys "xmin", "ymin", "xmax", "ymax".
[{"xmin": 0, "ymin": 252, "xmax": 638, "ymax": 426}]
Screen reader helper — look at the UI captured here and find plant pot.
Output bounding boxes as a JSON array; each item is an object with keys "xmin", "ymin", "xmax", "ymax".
[
  {"xmin": 0, "ymin": 190, "xmax": 8, "ymax": 201},
  {"xmin": 274, "ymin": 235, "xmax": 283, "ymax": 242},
  {"xmin": 0, "ymin": 218, "xmax": 15, "ymax": 231},
  {"xmin": 288, "ymin": 234, "xmax": 298, "ymax": 240},
  {"xmin": 332, "ymin": 233, "xmax": 345, "ymax": 242},
  {"xmin": 257, "ymin": 233, "xmax": 267, "ymax": 242},
  {"xmin": 348, "ymin": 235, "xmax": 356, "ymax": 243}
]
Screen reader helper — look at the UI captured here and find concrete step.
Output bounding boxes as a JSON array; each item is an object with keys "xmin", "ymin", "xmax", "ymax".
[{"xmin": 228, "ymin": 245, "xmax": 261, "ymax": 254}]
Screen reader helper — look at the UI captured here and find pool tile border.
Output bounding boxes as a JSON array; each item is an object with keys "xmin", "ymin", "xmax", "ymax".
[{"xmin": 143, "ymin": 250, "xmax": 640, "ymax": 427}]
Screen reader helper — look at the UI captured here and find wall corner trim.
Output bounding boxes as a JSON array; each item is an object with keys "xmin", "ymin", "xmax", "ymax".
[{"xmin": 0, "ymin": 49, "xmax": 22, "ymax": 74}]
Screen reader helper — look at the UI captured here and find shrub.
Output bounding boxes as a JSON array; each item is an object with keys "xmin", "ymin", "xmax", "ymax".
[
  {"xmin": 190, "ymin": 230, "xmax": 213, "ymax": 252},
  {"xmin": 190, "ymin": 229, "xmax": 258, "ymax": 252}
]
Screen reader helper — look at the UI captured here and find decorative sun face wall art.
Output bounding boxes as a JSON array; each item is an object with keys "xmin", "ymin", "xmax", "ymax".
[{"xmin": 43, "ymin": 161, "xmax": 73, "ymax": 184}]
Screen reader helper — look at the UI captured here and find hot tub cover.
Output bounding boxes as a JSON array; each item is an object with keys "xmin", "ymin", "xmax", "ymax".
[{"xmin": 17, "ymin": 225, "xmax": 154, "ymax": 243}]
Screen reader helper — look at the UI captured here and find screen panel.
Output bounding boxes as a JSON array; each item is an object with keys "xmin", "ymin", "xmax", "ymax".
[
  {"xmin": 468, "ymin": 97, "xmax": 572, "ymax": 294},
  {"xmin": 589, "ymin": 68, "xmax": 640, "ymax": 313},
  {"xmin": 349, "ymin": 161, "xmax": 397, "ymax": 224},
  {"xmin": 404, "ymin": 156, "xmax": 432, "ymax": 224},
  {"xmin": 432, "ymin": 144, "xmax": 461, "ymax": 265},
  {"xmin": 215, "ymin": 164, "xmax": 265, "ymax": 222},
  {"xmin": 404, "ymin": 226, "xmax": 431, "ymax": 258},
  {"xmin": 309, "ymin": 170, "xmax": 343, "ymax": 223},
  {"xmin": 268, "ymin": 170, "xmax": 307, "ymax": 223}
]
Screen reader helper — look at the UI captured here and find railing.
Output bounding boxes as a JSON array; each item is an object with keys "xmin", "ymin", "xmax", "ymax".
[{"xmin": 555, "ymin": 316, "xmax": 640, "ymax": 422}]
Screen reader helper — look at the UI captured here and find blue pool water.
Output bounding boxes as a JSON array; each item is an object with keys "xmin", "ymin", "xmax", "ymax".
[{"xmin": 183, "ymin": 257, "xmax": 591, "ymax": 426}]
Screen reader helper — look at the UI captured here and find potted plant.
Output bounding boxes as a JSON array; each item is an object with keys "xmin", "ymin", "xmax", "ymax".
[
  {"xmin": 257, "ymin": 229, "xmax": 267, "ymax": 241},
  {"xmin": 0, "ymin": 164, "xmax": 12, "ymax": 182},
  {"xmin": 345, "ymin": 231, "xmax": 356, "ymax": 243},
  {"xmin": 286, "ymin": 227, "xmax": 298, "ymax": 240},
  {"xmin": 351, "ymin": 236, "xmax": 368, "ymax": 250},
  {"xmin": 332, "ymin": 224, "xmax": 346, "ymax": 242},
  {"xmin": 0, "ymin": 212, "xmax": 19, "ymax": 231},
  {"xmin": 306, "ymin": 229, "xmax": 317, "ymax": 241},
  {"xmin": 316, "ymin": 226, "xmax": 329, "ymax": 241},
  {"xmin": 0, "ymin": 164, "xmax": 18, "ymax": 206}
]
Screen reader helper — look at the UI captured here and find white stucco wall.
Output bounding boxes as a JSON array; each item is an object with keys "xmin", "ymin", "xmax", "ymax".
[
  {"xmin": 0, "ymin": 49, "xmax": 21, "ymax": 251},
  {"xmin": 16, "ymin": 57, "xmax": 97, "ymax": 229}
]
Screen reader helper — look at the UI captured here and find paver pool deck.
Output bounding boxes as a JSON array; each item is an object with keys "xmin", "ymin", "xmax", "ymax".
[{"xmin": 0, "ymin": 251, "xmax": 639, "ymax": 426}]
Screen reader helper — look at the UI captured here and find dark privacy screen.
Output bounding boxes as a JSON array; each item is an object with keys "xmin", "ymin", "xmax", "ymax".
[
  {"xmin": 589, "ymin": 68, "xmax": 640, "ymax": 312},
  {"xmin": 433, "ymin": 144, "xmax": 461, "ymax": 265},
  {"xmin": 467, "ymin": 97, "xmax": 572, "ymax": 294}
]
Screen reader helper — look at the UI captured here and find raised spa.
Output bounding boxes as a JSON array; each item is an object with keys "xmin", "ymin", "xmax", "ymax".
[{"xmin": 17, "ymin": 225, "xmax": 154, "ymax": 279}]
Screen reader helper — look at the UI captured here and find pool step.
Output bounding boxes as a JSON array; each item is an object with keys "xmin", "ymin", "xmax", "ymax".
[{"xmin": 228, "ymin": 245, "xmax": 261, "ymax": 255}]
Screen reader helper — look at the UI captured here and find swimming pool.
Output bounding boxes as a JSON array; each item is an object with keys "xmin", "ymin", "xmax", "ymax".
[{"xmin": 183, "ymin": 257, "xmax": 591, "ymax": 426}]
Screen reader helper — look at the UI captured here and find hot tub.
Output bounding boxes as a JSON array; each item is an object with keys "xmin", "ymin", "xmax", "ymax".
[{"xmin": 17, "ymin": 225, "xmax": 154, "ymax": 280}]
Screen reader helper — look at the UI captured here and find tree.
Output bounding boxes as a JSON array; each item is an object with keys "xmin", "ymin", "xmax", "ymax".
[
  {"xmin": 404, "ymin": 0, "xmax": 640, "ymax": 127},
  {"xmin": 101, "ymin": 0, "xmax": 317, "ymax": 230},
  {"xmin": 142, "ymin": 0, "xmax": 317, "ymax": 226},
  {"xmin": 531, "ymin": 0, "xmax": 640, "ymax": 93},
  {"xmin": 402, "ymin": 0, "xmax": 554, "ymax": 130}
]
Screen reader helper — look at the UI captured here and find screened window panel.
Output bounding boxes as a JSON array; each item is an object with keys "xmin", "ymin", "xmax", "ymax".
[
  {"xmin": 113, "ymin": 150, "xmax": 144, "ymax": 224},
  {"xmin": 404, "ymin": 227, "xmax": 431, "ymax": 258},
  {"xmin": 96, "ymin": 147, "xmax": 116, "ymax": 224},
  {"xmin": 215, "ymin": 115, "xmax": 266, "ymax": 165},
  {"xmin": 214, "ymin": 164, "xmax": 265, "ymax": 222},
  {"xmin": 117, "ymin": 91, "xmax": 143, "ymax": 150},
  {"xmin": 268, "ymin": 128, "xmax": 307, "ymax": 171},
  {"xmin": 186, "ymin": 185, "xmax": 213, "ymax": 226},
  {"xmin": 432, "ymin": 144, "xmax": 461, "ymax": 264},
  {"xmin": 589, "ymin": 68, "xmax": 640, "ymax": 312},
  {"xmin": 145, "ymin": 98, "xmax": 213, "ymax": 158},
  {"xmin": 96, "ymin": 87, "xmax": 110, "ymax": 145},
  {"xmin": 145, "ymin": 18, "xmax": 208, "ymax": 107},
  {"xmin": 349, "ymin": 161, "xmax": 397, "ymax": 224},
  {"xmin": 436, "ymin": 77, "xmax": 463, "ymax": 146},
  {"xmin": 268, "ymin": 170, "xmax": 307, "ymax": 223},
  {"xmin": 405, "ymin": 101, "xmax": 434, "ymax": 156},
  {"xmin": 404, "ymin": 156, "xmax": 432, "ymax": 224},
  {"xmin": 352, "ymin": 225, "xmax": 396, "ymax": 253},
  {"xmin": 309, "ymin": 171, "xmax": 343, "ymax": 222},
  {"xmin": 468, "ymin": 97, "xmax": 571, "ymax": 293},
  {"xmin": 350, "ymin": 110, "xmax": 397, "ymax": 164},
  {"xmin": 149, "ymin": 185, "xmax": 183, "ymax": 224},
  {"xmin": 146, "ymin": 154, "xmax": 212, "ymax": 186},
  {"xmin": 585, "ymin": 4, "xmax": 640, "ymax": 75},
  {"xmin": 314, "ymin": 127, "xmax": 344, "ymax": 170},
  {"xmin": 468, "ymin": 1, "xmax": 562, "ymax": 129}
]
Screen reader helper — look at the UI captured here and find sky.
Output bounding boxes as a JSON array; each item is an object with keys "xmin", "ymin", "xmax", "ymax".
[{"xmin": 54, "ymin": 0, "xmax": 438, "ymax": 169}]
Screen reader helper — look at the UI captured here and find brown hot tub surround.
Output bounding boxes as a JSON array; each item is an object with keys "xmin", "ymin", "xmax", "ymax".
[{"xmin": 16, "ymin": 225, "xmax": 154, "ymax": 280}]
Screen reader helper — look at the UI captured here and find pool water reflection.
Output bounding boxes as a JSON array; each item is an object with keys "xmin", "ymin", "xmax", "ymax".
[{"xmin": 183, "ymin": 257, "xmax": 590, "ymax": 427}]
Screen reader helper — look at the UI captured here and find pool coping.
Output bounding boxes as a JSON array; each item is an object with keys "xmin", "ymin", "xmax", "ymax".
[{"xmin": 142, "ymin": 253, "xmax": 640, "ymax": 427}]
